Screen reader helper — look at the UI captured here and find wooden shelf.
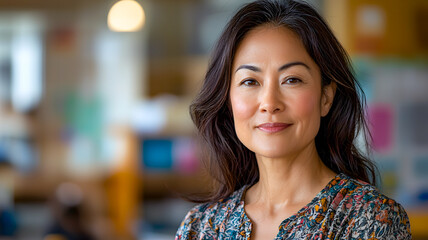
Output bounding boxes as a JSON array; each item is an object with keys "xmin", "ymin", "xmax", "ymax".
[
  {"xmin": 141, "ymin": 171, "xmax": 211, "ymax": 199},
  {"xmin": 408, "ymin": 210, "xmax": 428, "ymax": 238}
]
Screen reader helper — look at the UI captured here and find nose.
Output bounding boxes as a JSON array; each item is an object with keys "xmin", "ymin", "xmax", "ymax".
[{"xmin": 259, "ymin": 84, "xmax": 285, "ymax": 113}]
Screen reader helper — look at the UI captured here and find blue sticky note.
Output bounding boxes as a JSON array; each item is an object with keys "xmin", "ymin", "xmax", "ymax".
[{"xmin": 142, "ymin": 139, "xmax": 173, "ymax": 170}]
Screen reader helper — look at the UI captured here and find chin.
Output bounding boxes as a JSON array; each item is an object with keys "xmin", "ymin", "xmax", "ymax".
[
  {"xmin": 252, "ymin": 147, "xmax": 292, "ymax": 159},
  {"xmin": 259, "ymin": 153, "xmax": 291, "ymax": 159}
]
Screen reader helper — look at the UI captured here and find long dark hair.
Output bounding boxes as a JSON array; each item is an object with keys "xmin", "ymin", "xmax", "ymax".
[{"xmin": 190, "ymin": 0, "xmax": 377, "ymax": 202}]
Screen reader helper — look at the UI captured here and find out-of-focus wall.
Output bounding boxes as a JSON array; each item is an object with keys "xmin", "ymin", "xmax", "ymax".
[{"xmin": 0, "ymin": 1, "xmax": 149, "ymax": 239}]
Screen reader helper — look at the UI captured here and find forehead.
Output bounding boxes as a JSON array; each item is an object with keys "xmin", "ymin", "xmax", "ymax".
[{"xmin": 233, "ymin": 25, "xmax": 317, "ymax": 69}]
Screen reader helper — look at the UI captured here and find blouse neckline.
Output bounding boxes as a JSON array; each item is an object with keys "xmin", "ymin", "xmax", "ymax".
[{"xmin": 238, "ymin": 172, "xmax": 347, "ymax": 227}]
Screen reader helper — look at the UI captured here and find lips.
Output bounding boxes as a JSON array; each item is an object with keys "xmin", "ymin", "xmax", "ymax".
[{"xmin": 256, "ymin": 122, "xmax": 291, "ymax": 133}]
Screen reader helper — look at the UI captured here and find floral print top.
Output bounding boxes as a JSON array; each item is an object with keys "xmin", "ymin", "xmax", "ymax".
[{"xmin": 176, "ymin": 173, "xmax": 411, "ymax": 239}]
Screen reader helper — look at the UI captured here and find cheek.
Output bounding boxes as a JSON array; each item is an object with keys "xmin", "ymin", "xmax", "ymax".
[
  {"xmin": 291, "ymin": 91, "xmax": 321, "ymax": 120},
  {"xmin": 230, "ymin": 93, "xmax": 255, "ymax": 121}
]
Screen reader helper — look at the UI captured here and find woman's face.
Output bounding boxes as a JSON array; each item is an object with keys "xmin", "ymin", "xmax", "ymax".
[{"xmin": 230, "ymin": 25, "xmax": 335, "ymax": 159}]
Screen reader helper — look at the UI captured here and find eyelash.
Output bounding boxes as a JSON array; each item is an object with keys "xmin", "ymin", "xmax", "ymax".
[
  {"xmin": 239, "ymin": 77, "xmax": 302, "ymax": 86},
  {"xmin": 240, "ymin": 79, "xmax": 259, "ymax": 86},
  {"xmin": 283, "ymin": 77, "xmax": 302, "ymax": 84}
]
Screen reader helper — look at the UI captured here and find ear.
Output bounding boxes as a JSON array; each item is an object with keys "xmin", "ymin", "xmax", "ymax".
[{"xmin": 321, "ymin": 82, "xmax": 336, "ymax": 117}]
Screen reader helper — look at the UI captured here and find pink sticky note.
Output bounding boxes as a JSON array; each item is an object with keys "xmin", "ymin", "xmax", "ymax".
[{"xmin": 367, "ymin": 104, "xmax": 394, "ymax": 153}]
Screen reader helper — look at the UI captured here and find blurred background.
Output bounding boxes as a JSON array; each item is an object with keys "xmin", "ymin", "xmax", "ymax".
[{"xmin": 0, "ymin": 0, "xmax": 426, "ymax": 239}]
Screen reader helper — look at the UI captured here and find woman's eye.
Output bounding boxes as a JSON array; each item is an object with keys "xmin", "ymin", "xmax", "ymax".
[
  {"xmin": 283, "ymin": 78, "xmax": 301, "ymax": 84},
  {"xmin": 241, "ymin": 79, "xmax": 259, "ymax": 86}
]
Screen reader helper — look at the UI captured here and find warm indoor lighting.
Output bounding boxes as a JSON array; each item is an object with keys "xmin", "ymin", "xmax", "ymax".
[{"xmin": 107, "ymin": 0, "xmax": 145, "ymax": 32}]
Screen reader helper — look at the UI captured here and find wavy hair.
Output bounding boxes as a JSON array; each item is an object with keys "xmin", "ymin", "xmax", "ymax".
[{"xmin": 190, "ymin": 0, "xmax": 376, "ymax": 202}]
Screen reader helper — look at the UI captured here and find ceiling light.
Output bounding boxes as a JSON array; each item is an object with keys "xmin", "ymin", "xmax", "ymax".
[{"xmin": 108, "ymin": 0, "xmax": 145, "ymax": 32}]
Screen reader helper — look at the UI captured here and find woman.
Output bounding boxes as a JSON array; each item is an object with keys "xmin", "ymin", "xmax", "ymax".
[{"xmin": 176, "ymin": 0, "xmax": 411, "ymax": 239}]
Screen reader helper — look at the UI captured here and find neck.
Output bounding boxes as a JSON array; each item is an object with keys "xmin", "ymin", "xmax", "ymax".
[{"xmin": 246, "ymin": 143, "xmax": 336, "ymax": 207}]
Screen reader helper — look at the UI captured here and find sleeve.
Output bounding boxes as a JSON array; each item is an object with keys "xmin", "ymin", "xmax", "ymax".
[
  {"xmin": 351, "ymin": 198, "xmax": 412, "ymax": 240},
  {"xmin": 175, "ymin": 204, "xmax": 208, "ymax": 240},
  {"xmin": 175, "ymin": 207, "xmax": 197, "ymax": 240}
]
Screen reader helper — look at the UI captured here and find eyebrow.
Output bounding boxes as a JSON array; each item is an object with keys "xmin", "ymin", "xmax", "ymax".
[{"xmin": 235, "ymin": 61, "xmax": 310, "ymax": 73}]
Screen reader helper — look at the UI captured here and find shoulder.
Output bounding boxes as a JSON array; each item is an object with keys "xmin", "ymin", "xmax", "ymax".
[
  {"xmin": 174, "ymin": 202, "xmax": 217, "ymax": 240},
  {"xmin": 335, "ymin": 175, "xmax": 412, "ymax": 239},
  {"xmin": 340, "ymin": 176, "xmax": 405, "ymax": 213},
  {"xmin": 175, "ymin": 187, "xmax": 246, "ymax": 240}
]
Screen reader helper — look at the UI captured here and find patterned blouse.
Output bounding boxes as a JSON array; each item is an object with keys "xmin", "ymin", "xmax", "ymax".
[{"xmin": 176, "ymin": 173, "xmax": 411, "ymax": 239}]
